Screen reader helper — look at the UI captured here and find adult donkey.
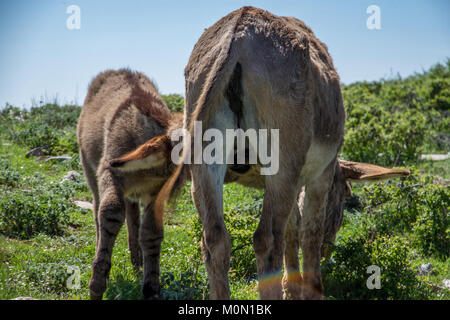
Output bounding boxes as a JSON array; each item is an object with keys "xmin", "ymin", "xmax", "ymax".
[{"xmin": 154, "ymin": 6, "xmax": 409, "ymax": 300}]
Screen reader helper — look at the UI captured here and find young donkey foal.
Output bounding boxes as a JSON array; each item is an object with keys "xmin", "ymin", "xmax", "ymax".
[
  {"xmin": 151, "ymin": 7, "xmax": 410, "ymax": 300},
  {"xmin": 77, "ymin": 69, "xmax": 182, "ymax": 299}
]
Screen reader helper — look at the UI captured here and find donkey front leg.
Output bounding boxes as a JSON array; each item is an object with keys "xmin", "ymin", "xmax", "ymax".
[
  {"xmin": 191, "ymin": 163, "xmax": 230, "ymax": 300},
  {"xmin": 300, "ymin": 162, "xmax": 335, "ymax": 300},
  {"xmin": 140, "ymin": 199, "xmax": 163, "ymax": 300},
  {"xmin": 89, "ymin": 170, "xmax": 125, "ymax": 300}
]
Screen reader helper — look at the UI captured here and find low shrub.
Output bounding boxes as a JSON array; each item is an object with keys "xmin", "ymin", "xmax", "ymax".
[
  {"xmin": 412, "ymin": 201, "xmax": 449, "ymax": 258},
  {"xmin": 0, "ymin": 104, "xmax": 81, "ymax": 155},
  {"xmin": 360, "ymin": 170, "xmax": 449, "ymax": 258},
  {"xmin": 0, "ymin": 182, "xmax": 77, "ymax": 239},
  {"xmin": 343, "ymin": 106, "xmax": 427, "ymax": 166},
  {"xmin": 160, "ymin": 271, "xmax": 207, "ymax": 300},
  {"xmin": 26, "ymin": 262, "xmax": 77, "ymax": 295},
  {"xmin": 323, "ymin": 230, "xmax": 431, "ymax": 299},
  {"xmin": 10, "ymin": 123, "xmax": 59, "ymax": 151},
  {"xmin": 342, "ymin": 60, "xmax": 450, "ymax": 165},
  {"xmin": 27, "ymin": 104, "xmax": 80, "ymax": 129},
  {"xmin": 0, "ymin": 160, "xmax": 21, "ymax": 188}
]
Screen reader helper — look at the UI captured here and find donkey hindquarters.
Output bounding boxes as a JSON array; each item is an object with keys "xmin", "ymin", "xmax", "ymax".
[{"xmin": 183, "ymin": 7, "xmax": 345, "ymax": 300}]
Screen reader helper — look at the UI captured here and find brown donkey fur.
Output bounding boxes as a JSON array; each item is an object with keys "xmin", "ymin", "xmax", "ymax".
[
  {"xmin": 77, "ymin": 69, "xmax": 183, "ymax": 300},
  {"xmin": 149, "ymin": 7, "xmax": 410, "ymax": 300}
]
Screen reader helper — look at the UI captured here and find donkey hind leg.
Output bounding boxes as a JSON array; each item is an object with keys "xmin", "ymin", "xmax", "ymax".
[
  {"xmin": 89, "ymin": 170, "xmax": 126, "ymax": 300},
  {"xmin": 188, "ymin": 93, "xmax": 235, "ymax": 300},
  {"xmin": 191, "ymin": 163, "xmax": 230, "ymax": 300},
  {"xmin": 282, "ymin": 197, "xmax": 302, "ymax": 300},
  {"xmin": 253, "ymin": 171, "xmax": 302, "ymax": 300},
  {"xmin": 80, "ymin": 151, "xmax": 100, "ymax": 247},
  {"xmin": 300, "ymin": 161, "xmax": 335, "ymax": 300},
  {"xmin": 125, "ymin": 200, "xmax": 142, "ymax": 270},
  {"xmin": 139, "ymin": 198, "xmax": 163, "ymax": 300}
]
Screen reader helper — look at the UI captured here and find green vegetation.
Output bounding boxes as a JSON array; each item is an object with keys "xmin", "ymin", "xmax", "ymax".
[
  {"xmin": 0, "ymin": 64, "xmax": 448, "ymax": 300},
  {"xmin": 0, "ymin": 103, "xmax": 80, "ymax": 156},
  {"xmin": 322, "ymin": 171, "xmax": 449, "ymax": 299},
  {"xmin": 162, "ymin": 94, "xmax": 185, "ymax": 113},
  {"xmin": 342, "ymin": 60, "xmax": 449, "ymax": 165}
]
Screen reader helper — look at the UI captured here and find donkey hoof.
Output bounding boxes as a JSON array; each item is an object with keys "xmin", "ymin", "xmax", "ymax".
[
  {"xmin": 143, "ymin": 283, "xmax": 160, "ymax": 300},
  {"xmin": 143, "ymin": 293, "xmax": 160, "ymax": 300},
  {"xmin": 90, "ymin": 290, "xmax": 103, "ymax": 300}
]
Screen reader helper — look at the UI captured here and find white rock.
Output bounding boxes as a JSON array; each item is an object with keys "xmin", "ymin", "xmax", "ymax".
[
  {"xmin": 443, "ymin": 279, "xmax": 450, "ymax": 289},
  {"xmin": 61, "ymin": 171, "xmax": 81, "ymax": 183},
  {"xmin": 418, "ymin": 263, "xmax": 434, "ymax": 276},
  {"xmin": 45, "ymin": 156, "xmax": 72, "ymax": 163},
  {"xmin": 11, "ymin": 296, "xmax": 37, "ymax": 300},
  {"xmin": 73, "ymin": 200, "xmax": 93, "ymax": 211},
  {"xmin": 420, "ymin": 154, "xmax": 450, "ymax": 161}
]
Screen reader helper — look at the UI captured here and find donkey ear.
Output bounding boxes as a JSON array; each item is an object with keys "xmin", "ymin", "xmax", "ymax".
[
  {"xmin": 338, "ymin": 159, "xmax": 410, "ymax": 182},
  {"xmin": 110, "ymin": 135, "xmax": 171, "ymax": 171}
]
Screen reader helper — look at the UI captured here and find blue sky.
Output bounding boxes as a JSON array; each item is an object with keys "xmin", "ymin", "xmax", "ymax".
[{"xmin": 0, "ymin": 0, "xmax": 449, "ymax": 108}]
